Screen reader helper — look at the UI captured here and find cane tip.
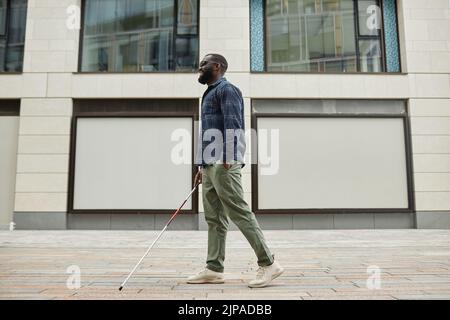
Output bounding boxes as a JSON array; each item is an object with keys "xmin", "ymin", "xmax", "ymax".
[{"xmin": 119, "ymin": 286, "xmax": 123, "ymax": 291}]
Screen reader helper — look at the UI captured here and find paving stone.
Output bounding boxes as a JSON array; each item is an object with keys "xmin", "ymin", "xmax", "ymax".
[{"xmin": 1, "ymin": 230, "xmax": 450, "ymax": 300}]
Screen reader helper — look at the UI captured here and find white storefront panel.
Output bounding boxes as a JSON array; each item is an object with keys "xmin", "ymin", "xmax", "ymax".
[
  {"xmin": 0, "ymin": 115, "xmax": 19, "ymax": 229},
  {"xmin": 73, "ymin": 117, "xmax": 192, "ymax": 210},
  {"xmin": 257, "ymin": 116, "xmax": 409, "ymax": 209}
]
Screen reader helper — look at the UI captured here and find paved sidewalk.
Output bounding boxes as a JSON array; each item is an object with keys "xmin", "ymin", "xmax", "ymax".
[{"xmin": 1, "ymin": 230, "xmax": 450, "ymax": 300}]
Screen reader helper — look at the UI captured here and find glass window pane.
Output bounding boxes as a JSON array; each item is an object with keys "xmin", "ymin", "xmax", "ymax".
[
  {"xmin": 7, "ymin": 0, "xmax": 25, "ymax": 38},
  {"xmin": 115, "ymin": 0, "xmax": 174, "ymax": 32},
  {"xmin": 306, "ymin": 14, "xmax": 335, "ymax": 59},
  {"xmin": 175, "ymin": 36, "xmax": 198, "ymax": 70},
  {"xmin": 5, "ymin": 44, "xmax": 24, "ymax": 71},
  {"xmin": 141, "ymin": 30, "xmax": 173, "ymax": 71},
  {"xmin": 177, "ymin": 0, "xmax": 198, "ymax": 35},
  {"xmin": 7, "ymin": 0, "xmax": 27, "ymax": 42},
  {"xmin": 83, "ymin": 31, "xmax": 174, "ymax": 72},
  {"xmin": 82, "ymin": 36, "xmax": 107, "ymax": 71},
  {"xmin": 116, "ymin": 34, "xmax": 139, "ymax": 72},
  {"xmin": 3, "ymin": 0, "xmax": 27, "ymax": 72},
  {"xmin": 82, "ymin": 0, "xmax": 198, "ymax": 72},
  {"xmin": 84, "ymin": 0, "xmax": 115, "ymax": 35},
  {"xmin": 82, "ymin": 0, "xmax": 200, "ymax": 72},
  {"xmin": 0, "ymin": 0, "xmax": 6, "ymax": 36},
  {"xmin": 358, "ymin": 0, "xmax": 381, "ymax": 36},
  {"xmin": 359, "ymin": 39, "xmax": 382, "ymax": 72},
  {"xmin": 266, "ymin": 0, "xmax": 357, "ymax": 72}
]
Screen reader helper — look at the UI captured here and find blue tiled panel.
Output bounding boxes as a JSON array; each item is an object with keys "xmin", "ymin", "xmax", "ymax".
[
  {"xmin": 250, "ymin": 0, "xmax": 265, "ymax": 72},
  {"xmin": 383, "ymin": 0, "xmax": 401, "ymax": 72}
]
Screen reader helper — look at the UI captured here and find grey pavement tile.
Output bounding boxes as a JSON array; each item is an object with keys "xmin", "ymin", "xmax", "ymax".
[
  {"xmin": 392, "ymin": 294, "xmax": 450, "ymax": 300},
  {"xmin": 1, "ymin": 230, "xmax": 450, "ymax": 300},
  {"xmin": 302, "ymin": 296, "xmax": 397, "ymax": 300}
]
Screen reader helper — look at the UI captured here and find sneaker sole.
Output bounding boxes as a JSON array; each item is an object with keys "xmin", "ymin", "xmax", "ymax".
[
  {"xmin": 187, "ymin": 278, "xmax": 225, "ymax": 284},
  {"xmin": 247, "ymin": 268, "xmax": 284, "ymax": 288}
]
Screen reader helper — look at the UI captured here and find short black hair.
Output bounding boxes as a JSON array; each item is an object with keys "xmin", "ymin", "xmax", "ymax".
[{"xmin": 205, "ymin": 53, "xmax": 228, "ymax": 74}]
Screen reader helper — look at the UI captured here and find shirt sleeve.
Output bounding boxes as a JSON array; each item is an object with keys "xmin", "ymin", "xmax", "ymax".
[{"xmin": 218, "ymin": 84, "xmax": 244, "ymax": 163}]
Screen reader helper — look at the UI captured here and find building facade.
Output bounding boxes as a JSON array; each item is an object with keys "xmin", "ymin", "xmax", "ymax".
[{"xmin": 0, "ymin": 0, "xmax": 449, "ymax": 230}]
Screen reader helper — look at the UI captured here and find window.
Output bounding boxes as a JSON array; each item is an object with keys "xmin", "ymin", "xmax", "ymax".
[
  {"xmin": 69, "ymin": 99, "xmax": 199, "ymax": 214},
  {"xmin": 80, "ymin": 0, "xmax": 199, "ymax": 72},
  {"xmin": 0, "ymin": 0, "xmax": 27, "ymax": 72},
  {"xmin": 251, "ymin": 99, "xmax": 414, "ymax": 214},
  {"xmin": 250, "ymin": 0, "xmax": 401, "ymax": 73}
]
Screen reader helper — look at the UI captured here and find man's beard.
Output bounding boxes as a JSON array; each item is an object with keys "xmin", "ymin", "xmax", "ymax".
[{"xmin": 198, "ymin": 70, "xmax": 213, "ymax": 85}]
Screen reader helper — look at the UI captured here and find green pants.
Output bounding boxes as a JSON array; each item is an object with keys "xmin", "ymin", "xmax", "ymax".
[{"xmin": 202, "ymin": 163, "xmax": 274, "ymax": 273}]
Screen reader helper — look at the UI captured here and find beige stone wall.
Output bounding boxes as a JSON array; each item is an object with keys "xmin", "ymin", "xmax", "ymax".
[
  {"xmin": 0, "ymin": 0, "xmax": 448, "ymax": 220},
  {"xmin": 401, "ymin": 0, "xmax": 450, "ymax": 212},
  {"xmin": 11, "ymin": 0, "xmax": 79, "ymax": 213}
]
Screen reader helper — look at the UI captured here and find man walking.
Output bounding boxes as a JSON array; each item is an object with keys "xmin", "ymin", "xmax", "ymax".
[{"xmin": 187, "ymin": 53, "xmax": 284, "ymax": 288}]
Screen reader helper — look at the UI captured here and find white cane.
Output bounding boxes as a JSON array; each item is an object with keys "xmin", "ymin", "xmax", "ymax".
[{"xmin": 119, "ymin": 181, "xmax": 200, "ymax": 291}]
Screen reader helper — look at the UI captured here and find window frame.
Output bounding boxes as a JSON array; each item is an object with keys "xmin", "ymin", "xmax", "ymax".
[
  {"xmin": 252, "ymin": 0, "xmax": 402, "ymax": 74},
  {"xmin": 250, "ymin": 99, "xmax": 416, "ymax": 215},
  {"xmin": 77, "ymin": 0, "xmax": 200, "ymax": 73},
  {"xmin": 68, "ymin": 99, "xmax": 200, "ymax": 214}
]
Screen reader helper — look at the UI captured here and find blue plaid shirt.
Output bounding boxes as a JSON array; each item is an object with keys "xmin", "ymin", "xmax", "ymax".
[{"xmin": 196, "ymin": 77, "xmax": 246, "ymax": 167}]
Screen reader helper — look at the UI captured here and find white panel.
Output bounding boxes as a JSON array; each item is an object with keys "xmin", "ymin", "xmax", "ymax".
[
  {"xmin": 74, "ymin": 118, "xmax": 192, "ymax": 210},
  {"xmin": 258, "ymin": 117, "xmax": 409, "ymax": 209},
  {"xmin": 0, "ymin": 117, "xmax": 19, "ymax": 225}
]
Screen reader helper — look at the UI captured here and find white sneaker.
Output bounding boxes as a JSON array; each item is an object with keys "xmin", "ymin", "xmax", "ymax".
[
  {"xmin": 187, "ymin": 268, "xmax": 225, "ymax": 284},
  {"xmin": 248, "ymin": 260, "xmax": 284, "ymax": 288}
]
